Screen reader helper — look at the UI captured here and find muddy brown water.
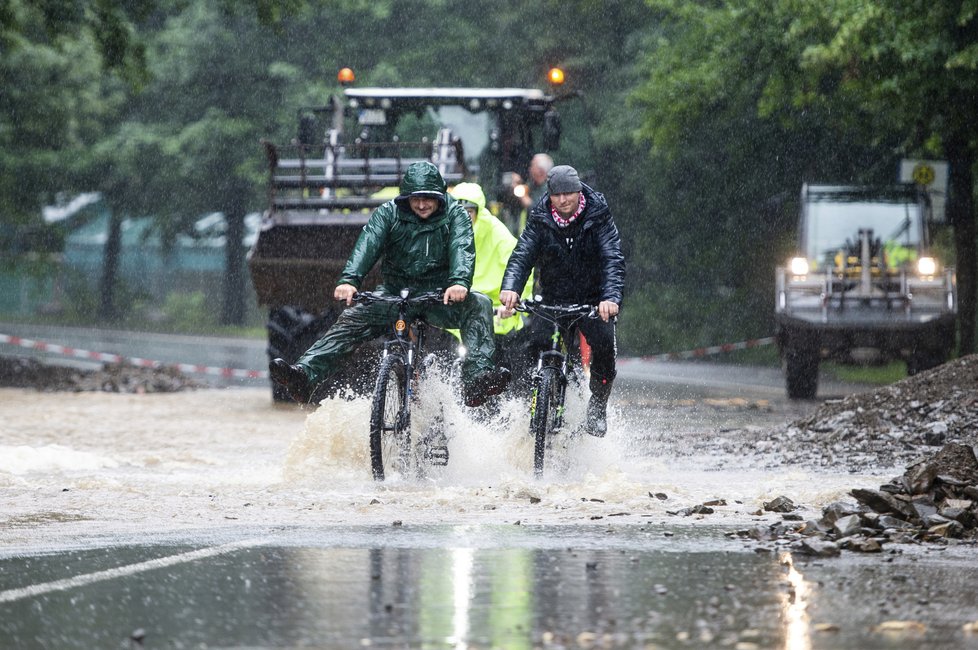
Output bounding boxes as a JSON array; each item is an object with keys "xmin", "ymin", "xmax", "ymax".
[{"xmin": 2, "ymin": 378, "xmax": 977, "ymax": 648}]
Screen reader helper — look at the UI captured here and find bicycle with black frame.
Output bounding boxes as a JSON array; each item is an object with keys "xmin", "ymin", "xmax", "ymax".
[
  {"xmin": 515, "ymin": 298, "xmax": 599, "ymax": 477},
  {"xmin": 355, "ymin": 288, "xmax": 453, "ymax": 481}
]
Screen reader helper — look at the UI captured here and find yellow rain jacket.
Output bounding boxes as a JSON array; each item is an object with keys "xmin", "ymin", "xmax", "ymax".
[{"xmin": 452, "ymin": 182, "xmax": 533, "ymax": 335}]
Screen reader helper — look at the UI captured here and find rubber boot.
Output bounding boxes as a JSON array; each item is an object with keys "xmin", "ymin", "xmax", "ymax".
[
  {"xmin": 584, "ymin": 377, "xmax": 612, "ymax": 437},
  {"xmin": 463, "ymin": 367, "xmax": 512, "ymax": 408},
  {"xmin": 269, "ymin": 358, "xmax": 311, "ymax": 404}
]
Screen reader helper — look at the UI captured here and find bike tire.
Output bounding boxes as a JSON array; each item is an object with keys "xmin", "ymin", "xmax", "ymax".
[
  {"xmin": 369, "ymin": 353, "xmax": 410, "ymax": 481},
  {"xmin": 530, "ymin": 366, "xmax": 561, "ymax": 477}
]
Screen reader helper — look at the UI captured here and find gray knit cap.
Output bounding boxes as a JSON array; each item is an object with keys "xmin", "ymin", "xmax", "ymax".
[{"xmin": 547, "ymin": 165, "xmax": 582, "ymax": 194}]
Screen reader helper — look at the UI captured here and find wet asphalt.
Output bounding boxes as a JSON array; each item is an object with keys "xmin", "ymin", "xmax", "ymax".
[{"xmin": 3, "ymin": 525, "xmax": 978, "ymax": 649}]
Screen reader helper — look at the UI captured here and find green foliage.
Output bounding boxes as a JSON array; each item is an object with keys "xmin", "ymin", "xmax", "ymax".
[
  {"xmin": 824, "ymin": 361, "xmax": 907, "ymax": 386},
  {"xmin": 158, "ymin": 290, "xmax": 216, "ymax": 330},
  {"xmin": 0, "ymin": 0, "xmax": 153, "ymax": 87},
  {"xmin": 57, "ymin": 271, "xmax": 152, "ymax": 323},
  {"xmin": 0, "ymin": 10, "xmax": 121, "ymax": 222}
]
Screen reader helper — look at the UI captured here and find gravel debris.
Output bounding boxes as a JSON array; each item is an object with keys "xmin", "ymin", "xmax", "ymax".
[
  {"xmin": 0, "ymin": 355, "xmax": 205, "ymax": 393},
  {"xmin": 712, "ymin": 355, "xmax": 978, "ymax": 473}
]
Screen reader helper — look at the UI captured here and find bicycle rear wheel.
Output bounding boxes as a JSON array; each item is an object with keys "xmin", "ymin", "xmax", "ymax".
[
  {"xmin": 369, "ymin": 353, "xmax": 410, "ymax": 481},
  {"xmin": 530, "ymin": 366, "xmax": 562, "ymax": 477}
]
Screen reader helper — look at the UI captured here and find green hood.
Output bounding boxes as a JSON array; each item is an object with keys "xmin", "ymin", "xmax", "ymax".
[
  {"xmin": 394, "ymin": 161, "xmax": 447, "ymax": 210},
  {"xmin": 338, "ymin": 162, "xmax": 475, "ymax": 293}
]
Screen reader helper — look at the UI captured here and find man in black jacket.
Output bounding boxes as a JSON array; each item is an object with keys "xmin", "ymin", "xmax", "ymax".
[{"xmin": 498, "ymin": 165, "xmax": 625, "ymax": 436}]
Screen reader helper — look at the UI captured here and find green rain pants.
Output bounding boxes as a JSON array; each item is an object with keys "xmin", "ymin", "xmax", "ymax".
[{"xmin": 296, "ymin": 289, "xmax": 496, "ymax": 386}]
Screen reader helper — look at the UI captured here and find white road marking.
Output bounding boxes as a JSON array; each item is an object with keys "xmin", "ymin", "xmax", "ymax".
[{"xmin": 0, "ymin": 538, "xmax": 267, "ymax": 604}]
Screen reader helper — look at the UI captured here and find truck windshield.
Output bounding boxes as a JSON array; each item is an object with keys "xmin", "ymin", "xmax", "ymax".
[
  {"xmin": 804, "ymin": 200, "xmax": 923, "ymax": 263},
  {"xmin": 389, "ymin": 106, "xmax": 491, "ymax": 172}
]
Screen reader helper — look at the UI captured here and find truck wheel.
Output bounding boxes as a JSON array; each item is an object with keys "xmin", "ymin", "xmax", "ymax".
[
  {"xmin": 267, "ymin": 306, "xmax": 337, "ymax": 402},
  {"xmin": 907, "ymin": 349, "xmax": 946, "ymax": 376},
  {"xmin": 784, "ymin": 340, "xmax": 819, "ymax": 399}
]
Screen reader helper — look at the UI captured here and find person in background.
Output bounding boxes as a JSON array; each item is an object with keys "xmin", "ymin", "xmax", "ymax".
[
  {"xmin": 451, "ymin": 182, "xmax": 534, "ymax": 376},
  {"xmin": 508, "ymin": 153, "xmax": 553, "ymax": 234},
  {"xmin": 499, "ymin": 165, "xmax": 625, "ymax": 436},
  {"xmin": 270, "ymin": 161, "xmax": 510, "ymax": 407}
]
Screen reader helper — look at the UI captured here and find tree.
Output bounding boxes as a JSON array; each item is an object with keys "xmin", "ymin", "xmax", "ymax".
[
  {"xmin": 0, "ymin": 4, "xmax": 127, "ymax": 223},
  {"xmin": 107, "ymin": 3, "xmax": 281, "ymax": 325},
  {"xmin": 0, "ymin": 0, "xmax": 152, "ymax": 87}
]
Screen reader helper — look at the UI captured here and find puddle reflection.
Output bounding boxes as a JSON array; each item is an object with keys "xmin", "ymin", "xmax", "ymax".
[
  {"xmin": 1, "ymin": 537, "xmax": 790, "ymax": 648},
  {"xmin": 781, "ymin": 552, "xmax": 812, "ymax": 650}
]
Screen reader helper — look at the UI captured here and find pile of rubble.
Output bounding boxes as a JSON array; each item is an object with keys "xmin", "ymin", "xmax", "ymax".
[
  {"xmin": 0, "ymin": 355, "xmax": 204, "ymax": 393},
  {"xmin": 736, "ymin": 354, "xmax": 978, "ymax": 472},
  {"xmin": 734, "ymin": 442, "xmax": 978, "ymax": 554},
  {"xmin": 692, "ymin": 355, "xmax": 978, "ymax": 553}
]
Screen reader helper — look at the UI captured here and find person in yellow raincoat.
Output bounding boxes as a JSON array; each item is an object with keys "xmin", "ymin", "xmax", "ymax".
[{"xmin": 451, "ymin": 182, "xmax": 534, "ymax": 377}]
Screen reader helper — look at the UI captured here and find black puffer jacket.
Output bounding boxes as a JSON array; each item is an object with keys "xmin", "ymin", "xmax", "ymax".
[{"xmin": 501, "ymin": 184, "xmax": 625, "ymax": 305}]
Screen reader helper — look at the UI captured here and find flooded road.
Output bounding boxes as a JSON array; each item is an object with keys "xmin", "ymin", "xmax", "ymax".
[
  {"xmin": 1, "ymin": 355, "xmax": 977, "ymax": 647},
  {"xmin": 4, "ymin": 527, "xmax": 978, "ymax": 649}
]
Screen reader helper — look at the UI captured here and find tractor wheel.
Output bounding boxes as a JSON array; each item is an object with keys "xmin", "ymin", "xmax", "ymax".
[{"xmin": 266, "ymin": 306, "xmax": 337, "ymax": 402}]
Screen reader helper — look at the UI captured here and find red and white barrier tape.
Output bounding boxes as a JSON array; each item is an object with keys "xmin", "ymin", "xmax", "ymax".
[
  {"xmin": 619, "ymin": 336, "xmax": 775, "ymax": 364},
  {"xmin": 0, "ymin": 333, "xmax": 268, "ymax": 380},
  {"xmin": 1, "ymin": 331, "xmax": 775, "ymax": 380}
]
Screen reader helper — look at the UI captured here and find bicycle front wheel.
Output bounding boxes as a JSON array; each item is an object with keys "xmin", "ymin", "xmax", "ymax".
[
  {"xmin": 369, "ymin": 353, "xmax": 410, "ymax": 481},
  {"xmin": 530, "ymin": 366, "xmax": 562, "ymax": 477}
]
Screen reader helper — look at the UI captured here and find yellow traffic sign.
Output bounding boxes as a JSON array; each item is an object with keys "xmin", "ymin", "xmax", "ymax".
[{"xmin": 912, "ymin": 163, "xmax": 936, "ymax": 186}]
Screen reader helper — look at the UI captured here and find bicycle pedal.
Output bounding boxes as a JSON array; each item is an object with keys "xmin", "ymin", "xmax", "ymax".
[{"xmin": 425, "ymin": 445, "xmax": 449, "ymax": 466}]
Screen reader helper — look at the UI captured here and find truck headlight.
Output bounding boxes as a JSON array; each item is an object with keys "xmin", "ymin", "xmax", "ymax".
[
  {"xmin": 789, "ymin": 257, "xmax": 809, "ymax": 276},
  {"xmin": 917, "ymin": 256, "xmax": 937, "ymax": 276}
]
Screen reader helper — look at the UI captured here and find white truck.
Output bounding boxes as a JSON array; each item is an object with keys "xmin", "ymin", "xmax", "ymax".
[{"xmin": 775, "ymin": 184, "xmax": 957, "ymax": 398}]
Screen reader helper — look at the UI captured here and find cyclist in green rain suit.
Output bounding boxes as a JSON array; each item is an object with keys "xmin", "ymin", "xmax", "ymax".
[{"xmin": 270, "ymin": 162, "xmax": 510, "ymax": 407}]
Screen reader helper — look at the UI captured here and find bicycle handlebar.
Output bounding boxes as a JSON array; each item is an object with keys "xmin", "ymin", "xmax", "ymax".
[
  {"xmin": 515, "ymin": 300, "xmax": 599, "ymax": 323},
  {"xmin": 353, "ymin": 290, "xmax": 446, "ymax": 306}
]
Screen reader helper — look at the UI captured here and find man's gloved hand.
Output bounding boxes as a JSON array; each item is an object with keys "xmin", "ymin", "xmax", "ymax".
[
  {"xmin": 494, "ymin": 306, "xmax": 514, "ymax": 322},
  {"xmin": 498, "ymin": 290, "xmax": 520, "ymax": 317}
]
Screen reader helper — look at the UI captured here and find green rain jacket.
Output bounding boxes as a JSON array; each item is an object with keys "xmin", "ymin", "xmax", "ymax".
[
  {"xmin": 338, "ymin": 162, "xmax": 475, "ymax": 292},
  {"xmin": 452, "ymin": 182, "xmax": 532, "ymax": 335}
]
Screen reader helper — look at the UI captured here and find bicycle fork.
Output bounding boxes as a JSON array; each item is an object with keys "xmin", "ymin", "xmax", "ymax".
[
  {"xmin": 530, "ymin": 348, "xmax": 569, "ymax": 430},
  {"xmin": 421, "ymin": 405, "xmax": 450, "ymax": 466},
  {"xmin": 401, "ymin": 318, "xmax": 449, "ymax": 467}
]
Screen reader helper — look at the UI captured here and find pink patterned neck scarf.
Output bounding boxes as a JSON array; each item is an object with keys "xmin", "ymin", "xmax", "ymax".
[{"xmin": 551, "ymin": 193, "xmax": 586, "ymax": 228}]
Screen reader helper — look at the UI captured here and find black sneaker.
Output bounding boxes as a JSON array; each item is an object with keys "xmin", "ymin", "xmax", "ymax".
[
  {"xmin": 269, "ymin": 358, "xmax": 311, "ymax": 403},
  {"xmin": 463, "ymin": 367, "xmax": 512, "ymax": 408}
]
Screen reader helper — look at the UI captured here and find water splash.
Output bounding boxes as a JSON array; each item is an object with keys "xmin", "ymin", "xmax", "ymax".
[
  {"xmin": 283, "ymin": 372, "xmax": 631, "ymax": 487},
  {"xmin": 274, "ymin": 374, "xmax": 886, "ymax": 528},
  {"xmin": 0, "ymin": 444, "xmax": 119, "ymax": 475}
]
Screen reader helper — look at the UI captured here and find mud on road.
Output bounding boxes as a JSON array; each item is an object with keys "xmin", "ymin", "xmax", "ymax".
[
  {"xmin": 3, "ymin": 351, "xmax": 978, "ymax": 552},
  {"xmin": 0, "ymin": 355, "xmax": 206, "ymax": 394}
]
